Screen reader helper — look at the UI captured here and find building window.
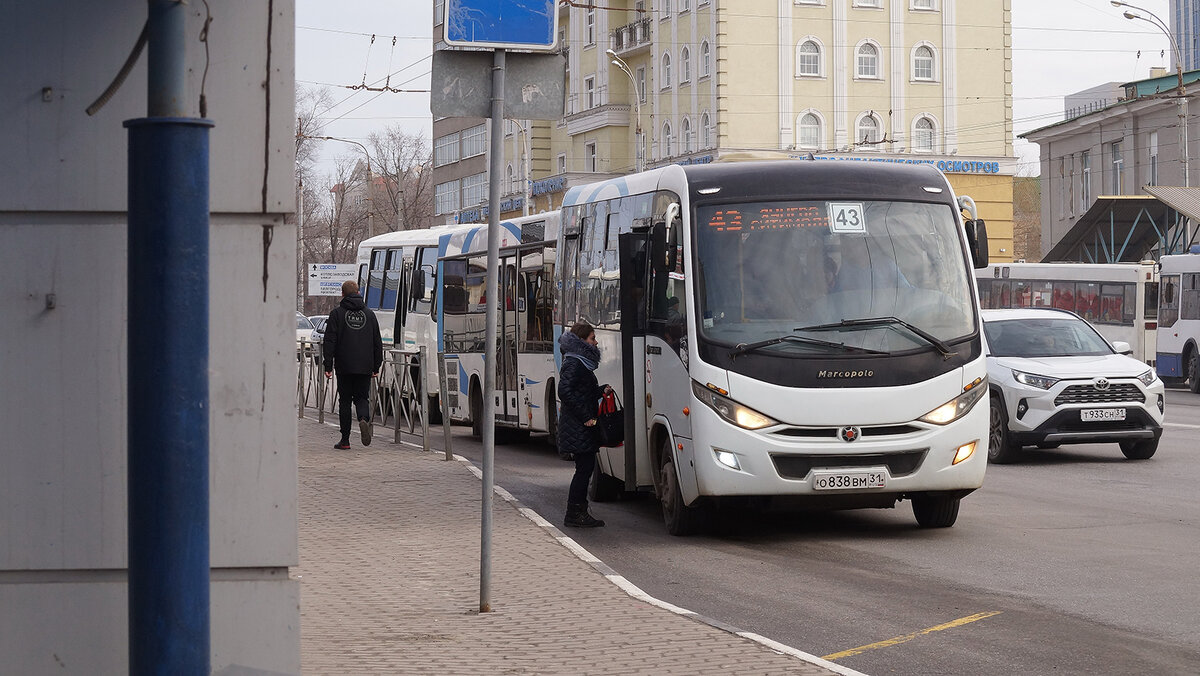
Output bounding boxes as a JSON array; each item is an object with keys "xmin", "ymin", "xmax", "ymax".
[
  {"xmin": 1149, "ymin": 131, "xmax": 1159, "ymax": 186},
  {"xmin": 700, "ymin": 41, "xmax": 711, "ymax": 77},
  {"xmin": 682, "ymin": 117, "xmax": 693, "ymax": 153},
  {"xmin": 661, "ymin": 53, "xmax": 672, "ymax": 88},
  {"xmin": 1112, "ymin": 140, "xmax": 1123, "ymax": 193},
  {"xmin": 913, "ymin": 116, "xmax": 935, "ymax": 152},
  {"xmin": 798, "ymin": 112, "xmax": 821, "ymax": 149},
  {"xmin": 586, "ymin": 142, "xmax": 597, "ymax": 172},
  {"xmin": 661, "ymin": 121, "xmax": 673, "ymax": 157},
  {"xmin": 660, "ymin": 0, "xmax": 671, "ymax": 16},
  {"xmin": 461, "ymin": 124, "xmax": 487, "ymax": 158},
  {"xmin": 585, "ymin": 76, "xmax": 596, "ymax": 109},
  {"xmin": 913, "ymin": 45, "xmax": 934, "ymax": 81},
  {"xmin": 506, "ymin": 163, "xmax": 515, "ymax": 194},
  {"xmin": 1058, "ymin": 158, "xmax": 1066, "ymax": 219},
  {"xmin": 856, "ymin": 113, "xmax": 881, "ymax": 149},
  {"xmin": 435, "ymin": 179, "xmax": 460, "ymax": 215},
  {"xmin": 854, "ymin": 0, "xmax": 881, "ymax": 7},
  {"xmin": 1083, "ymin": 149, "xmax": 1093, "ymax": 204},
  {"xmin": 680, "ymin": 47, "xmax": 691, "ymax": 83},
  {"xmin": 680, "ymin": 0, "xmax": 689, "ymax": 11},
  {"xmin": 462, "ymin": 172, "xmax": 487, "ymax": 209},
  {"xmin": 797, "ymin": 40, "xmax": 821, "ymax": 77},
  {"xmin": 912, "ymin": 0, "xmax": 936, "ymax": 8},
  {"xmin": 702, "ymin": 112, "xmax": 712, "ymax": 147},
  {"xmin": 857, "ymin": 43, "xmax": 879, "ymax": 79},
  {"xmin": 558, "ymin": 153, "xmax": 567, "ymax": 174},
  {"xmin": 434, "ymin": 132, "xmax": 460, "ymax": 167},
  {"xmin": 586, "ymin": 8, "xmax": 596, "ymax": 45},
  {"xmin": 636, "ymin": 66, "xmax": 647, "ymax": 101}
]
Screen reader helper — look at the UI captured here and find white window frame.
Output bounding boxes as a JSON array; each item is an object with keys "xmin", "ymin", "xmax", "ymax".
[
  {"xmin": 855, "ymin": 112, "xmax": 882, "ymax": 150},
  {"xmin": 461, "ymin": 172, "xmax": 488, "ymax": 209},
  {"xmin": 700, "ymin": 41, "xmax": 712, "ymax": 78},
  {"xmin": 434, "ymin": 132, "xmax": 460, "ymax": 167},
  {"xmin": 680, "ymin": 0, "xmax": 690, "ymax": 11},
  {"xmin": 557, "ymin": 153, "xmax": 567, "ymax": 175},
  {"xmin": 661, "ymin": 120, "xmax": 673, "ymax": 158},
  {"xmin": 796, "ymin": 37, "xmax": 824, "ymax": 78},
  {"xmin": 435, "ymin": 179, "xmax": 460, "ymax": 215},
  {"xmin": 1111, "ymin": 140, "xmax": 1124, "ymax": 194},
  {"xmin": 585, "ymin": 141, "xmax": 597, "ymax": 172},
  {"xmin": 702, "ymin": 112, "xmax": 712, "ymax": 148},
  {"xmin": 1149, "ymin": 131, "xmax": 1159, "ymax": 186},
  {"xmin": 586, "ymin": 8, "xmax": 596, "ymax": 45},
  {"xmin": 912, "ymin": 43, "xmax": 936, "ymax": 81},
  {"xmin": 911, "ymin": 0, "xmax": 936, "ymax": 9},
  {"xmin": 585, "ymin": 76, "xmax": 596, "ymax": 109},
  {"xmin": 912, "ymin": 115, "xmax": 936, "ymax": 153},
  {"xmin": 660, "ymin": 0, "xmax": 672, "ymax": 18},
  {"xmin": 1080, "ymin": 151, "xmax": 1090, "ymax": 213},
  {"xmin": 796, "ymin": 110, "xmax": 824, "ymax": 150},
  {"xmin": 636, "ymin": 66, "xmax": 647, "ymax": 101},
  {"xmin": 461, "ymin": 124, "xmax": 488, "ymax": 158},
  {"xmin": 855, "ymin": 41, "xmax": 882, "ymax": 80},
  {"xmin": 506, "ymin": 163, "xmax": 516, "ymax": 194},
  {"xmin": 853, "ymin": 0, "xmax": 882, "ymax": 7},
  {"xmin": 661, "ymin": 53, "xmax": 672, "ymax": 89},
  {"xmin": 682, "ymin": 116, "xmax": 693, "ymax": 153},
  {"xmin": 680, "ymin": 47, "xmax": 691, "ymax": 83}
]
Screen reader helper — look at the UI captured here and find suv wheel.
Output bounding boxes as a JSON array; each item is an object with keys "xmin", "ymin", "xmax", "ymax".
[
  {"xmin": 1119, "ymin": 438, "xmax": 1158, "ymax": 460},
  {"xmin": 988, "ymin": 393, "xmax": 1022, "ymax": 464}
]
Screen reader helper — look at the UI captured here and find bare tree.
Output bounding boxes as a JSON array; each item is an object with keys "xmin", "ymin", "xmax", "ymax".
[
  {"xmin": 295, "ymin": 85, "xmax": 335, "ymax": 310},
  {"xmin": 368, "ymin": 125, "xmax": 435, "ymax": 232}
]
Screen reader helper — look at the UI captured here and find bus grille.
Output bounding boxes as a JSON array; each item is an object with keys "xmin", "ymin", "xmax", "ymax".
[
  {"xmin": 771, "ymin": 450, "xmax": 928, "ymax": 480},
  {"xmin": 1054, "ymin": 384, "xmax": 1144, "ymax": 405},
  {"xmin": 771, "ymin": 424, "xmax": 922, "ymax": 439}
]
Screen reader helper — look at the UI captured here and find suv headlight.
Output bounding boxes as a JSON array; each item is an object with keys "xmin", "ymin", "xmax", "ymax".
[
  {"xmin": 1012, "ymin": 369, "xmax": 1058, "ymax": 390},
  {"xmin": 691, "ymin": 381, "xmax": 777, "ymax": 430},
  {"xmin": 919, "ymin": 378, "xmax": 988, "ymax": 425},
  {"xmin": 1137, "ymin": 368, "xmax": 1157, "ymax": 386}
]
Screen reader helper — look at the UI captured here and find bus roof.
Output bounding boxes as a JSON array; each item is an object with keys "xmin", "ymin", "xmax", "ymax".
[{"xmin": 677, "ymin": 160, "xmax": 953, "ymax": 203}]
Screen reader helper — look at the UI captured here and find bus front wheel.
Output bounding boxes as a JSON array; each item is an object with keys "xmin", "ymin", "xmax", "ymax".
[
  {"xmin": 912, "ymin": 495, "xmax": 960, "ymax": 528},
  {"xmin": 658, "ymin": 438, "xmax": 705, "ymax": 536}
]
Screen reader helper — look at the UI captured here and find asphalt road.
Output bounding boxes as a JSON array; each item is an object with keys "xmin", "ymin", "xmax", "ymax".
[{"xmin": 448, "ymin": 388, "xmax": 1200, "ymax": 676}]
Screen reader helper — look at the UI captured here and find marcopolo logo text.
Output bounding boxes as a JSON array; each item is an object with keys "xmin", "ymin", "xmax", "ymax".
[{"xmin": 817, "ymin": 370, "xmax": 875, "ymax": 379}]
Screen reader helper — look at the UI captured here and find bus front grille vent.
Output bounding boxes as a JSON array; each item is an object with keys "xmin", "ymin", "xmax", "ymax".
[
  {"xmin": 771, "ymin": 424, "xmax": 922, "ymax": 439},
  {"xmin": 771, "ymin": 450, "xmax": 928, "ymax": 480}
]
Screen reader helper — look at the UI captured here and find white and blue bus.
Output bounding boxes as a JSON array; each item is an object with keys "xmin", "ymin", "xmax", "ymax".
[
  {"xmin": 1156, "ymin": 249, "xmax": 1200, "ymax": 391},
  {"xmin": 557, "ymin": 160, "xmax": 991, "ymax": 533},
  {"xmin": 438, "ymin": 213, "xmax": 562, "ymax": 440}
]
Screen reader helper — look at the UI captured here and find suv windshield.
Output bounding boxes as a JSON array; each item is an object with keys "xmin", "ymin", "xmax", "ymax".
[
  {"xmin": 983, "ymin": 317, "xmax": 1113, "ymax": 357},
  {"xmin": 694, "ymin": 199, "xmax": 975, "ymax": 355}
]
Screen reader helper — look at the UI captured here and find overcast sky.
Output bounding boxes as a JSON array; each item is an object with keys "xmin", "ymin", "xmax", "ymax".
[{"xmin": 295, "ymin": 0, "xmax": 1174, "ymax": 178}]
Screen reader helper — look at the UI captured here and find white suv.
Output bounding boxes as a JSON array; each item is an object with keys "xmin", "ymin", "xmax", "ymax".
[{"xmin": 983, "ymin": 308, "xmax": 1164, "ymax": 462}]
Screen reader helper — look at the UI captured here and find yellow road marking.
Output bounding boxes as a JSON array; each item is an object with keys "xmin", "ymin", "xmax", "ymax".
[{"xmin": 822, "ymin": 611, "xmax": 1003, "ymax": 661}]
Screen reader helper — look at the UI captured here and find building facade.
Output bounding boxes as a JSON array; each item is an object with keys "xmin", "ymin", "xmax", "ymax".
[
  {"xmin": 433, "ymin": 0, "xmax": 1016, "ymax": 259},
  {"xmin": 1170, "ymin": 0, "xmax": 1200, "ymax": 73}
]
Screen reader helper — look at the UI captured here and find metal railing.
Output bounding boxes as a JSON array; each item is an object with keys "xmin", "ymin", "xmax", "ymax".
[
  {"xmin": 610, "ymin": 18, "xmax": 651, "ymax": 53},
  {"xmin": 297, "ymin": 341, "xmax": 453, "ymax": 460}
]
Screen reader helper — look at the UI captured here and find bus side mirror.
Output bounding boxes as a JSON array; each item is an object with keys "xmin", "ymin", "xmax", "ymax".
[
  {"xmin": 966, "ymin": 219, "xmax": 989, "ymax": 269},
  {"xmin": 664, "ymin": 202, "xmax": 681, "ymax": 270}
]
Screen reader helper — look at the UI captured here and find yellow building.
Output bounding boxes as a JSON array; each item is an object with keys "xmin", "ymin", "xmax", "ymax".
[{"xmin": 520, "ymin": 0, "xmax": 1017, "ymax": 260}]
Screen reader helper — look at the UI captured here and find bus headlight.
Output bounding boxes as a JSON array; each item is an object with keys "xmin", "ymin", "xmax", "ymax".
[
  {"xmin": 1137, "ymin": 368, "xmax": 1156, "ymax": 386},
  {"xmin": 691, "ymin": 381, "xmax": 777, "ymax": 430},
  {"xmin": 919, "ymin": 379, "xmax": 987, "ymax": 425}
]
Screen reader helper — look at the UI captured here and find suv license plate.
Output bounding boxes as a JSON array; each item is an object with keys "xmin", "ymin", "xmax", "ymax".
[
  {"xmin": 811, "ymin": 469, "xmax": 887, "ymax": 491},
  {"xmin": 1080, "ymin": 408, "xmax": 1126, "ymax": 421}
]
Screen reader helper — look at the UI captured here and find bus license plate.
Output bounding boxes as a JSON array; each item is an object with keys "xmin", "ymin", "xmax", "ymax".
[
  {"xmin": 1081, "ymin": 408, "xmax": 1126, "ymax": 421},
  {"xmin": 811, "ymin": 469, "xmax": 886, "ymax": 491}
]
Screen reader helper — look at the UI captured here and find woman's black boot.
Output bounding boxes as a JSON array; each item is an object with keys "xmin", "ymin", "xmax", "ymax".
[{"xmin": 564, "ymin": 502, "xmax": 605, "ymax": 528}]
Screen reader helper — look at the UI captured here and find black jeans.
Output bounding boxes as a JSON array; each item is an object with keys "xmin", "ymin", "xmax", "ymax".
[
  {"xmin": 568, "ymin": 450, "xmax": 597, "ymax": 506},
  {"xmin": 336, "ymin": 373, "xmax": 372, "ymax": 440}
]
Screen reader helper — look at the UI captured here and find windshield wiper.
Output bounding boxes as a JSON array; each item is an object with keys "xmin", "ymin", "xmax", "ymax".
[
  {"xmin": 728, "ymin": 333, "xmax": 888, "ymax": 359},
  {"xmin": 795, "ymin": 316, "xmax": 957, "ymax": 359}
]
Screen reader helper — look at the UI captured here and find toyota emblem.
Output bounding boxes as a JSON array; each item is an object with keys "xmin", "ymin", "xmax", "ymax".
[
  {"xmin": 839, "ymin": 426, "xmax": 862, "ymax": 442},
  {"xmin": 1094, "ymin": 377, "xmax": 1110, "ymax": 391}
]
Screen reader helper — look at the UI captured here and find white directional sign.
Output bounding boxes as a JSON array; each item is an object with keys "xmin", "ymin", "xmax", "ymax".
[{"xmin": 307, "ymin": 263, "xmax": 358, "ymax": 297}]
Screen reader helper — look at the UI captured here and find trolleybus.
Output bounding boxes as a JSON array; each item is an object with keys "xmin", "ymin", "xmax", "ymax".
[{"xmin": 1156, "ymin": 249, "xmax": 1200, "ymax": 390}]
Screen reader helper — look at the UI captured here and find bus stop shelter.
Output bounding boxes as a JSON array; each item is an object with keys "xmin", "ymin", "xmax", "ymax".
[{"xmin": 1043, "ymin": 188, "xmax": 1200, "ymax": 263}]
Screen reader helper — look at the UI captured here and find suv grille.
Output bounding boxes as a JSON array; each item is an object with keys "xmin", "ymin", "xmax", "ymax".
[{"xmin": 1054, "ymin": 383, "xmax": 1144, "ymax": 406}]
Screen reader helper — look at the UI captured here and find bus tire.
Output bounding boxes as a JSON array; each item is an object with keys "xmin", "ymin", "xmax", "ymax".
[
  {"xmin": 589, "ymin": 462, "xmax": 623, "ymax": 502},
  {"xmin": 912, "ymin": 495, "xmax": 960, "ymax": 528},
  {"xmin": 658, "ymin": 438, "xmax": 705, "ymax": 536},
  {"xmin": 988, "ymin": 394, "xmax": 1021, "ymax": 464},
  {"xmin": 1187, "ymin": 347, "xmax": 1200, "ymax": 394},
  {"xmin": 469, "ymin": 381, "xmax": 483, "ymax": 440},
  {"xmin": 545, "ymin": 381, "xmax": 558, "ymax": 448},
  {"xmin": 1119, "ymin": 438, "xmax": 1158, "ymax": 460}
]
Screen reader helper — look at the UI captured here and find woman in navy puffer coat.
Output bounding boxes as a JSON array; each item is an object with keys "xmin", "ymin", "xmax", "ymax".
[{"xmin": 558, "ymin": 322, "xmax": 610, "ymax": 528}]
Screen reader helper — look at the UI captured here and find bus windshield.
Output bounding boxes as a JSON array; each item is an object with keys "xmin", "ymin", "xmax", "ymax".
[{"xmin": 694, "ymin": 199, "xmax": 975, "ymax": 355}]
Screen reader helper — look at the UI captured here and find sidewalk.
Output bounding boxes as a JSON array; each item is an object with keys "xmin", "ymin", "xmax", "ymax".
[{"xmin": 295, "ymin": 415, "xmax": 861, "ymax": 676}]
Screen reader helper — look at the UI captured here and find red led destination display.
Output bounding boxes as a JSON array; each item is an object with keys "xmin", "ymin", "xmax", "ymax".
[{"xmin": 704, "ymin": 205, "xmax": 829, "ymax": 232}]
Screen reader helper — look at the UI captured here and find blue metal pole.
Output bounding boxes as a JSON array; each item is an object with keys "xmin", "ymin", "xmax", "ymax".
[
  {"xmin": 147, "ymin": 0, "xmax": 188, "ymax": 117},
  {"xmin": 126, "ymin": 116, "xmax": 212, "ymax": 676}
]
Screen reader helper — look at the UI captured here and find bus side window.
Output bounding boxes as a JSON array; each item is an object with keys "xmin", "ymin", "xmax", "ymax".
[
  {"xmin": 1160, "ymin": 274, "xmax": 1179, "ymax": 328},
  {"xmin": 365, "ymin": 249, "xmax": 387, "ymax": 310}
]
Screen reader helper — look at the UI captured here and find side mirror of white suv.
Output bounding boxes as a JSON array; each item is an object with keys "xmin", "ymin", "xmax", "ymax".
[{"xmin": 1111, "ymin": 340, "xmax": 1132, "ymax": 355}]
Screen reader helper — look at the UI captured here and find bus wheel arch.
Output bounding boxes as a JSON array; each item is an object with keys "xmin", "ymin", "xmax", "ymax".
[
  {"xmin": 1186, "ymin": 341, "xmax": 1200, "ymax": 394},
  {"xmin": 469, "ymin": 376, "xmax": 483, "ymax": 439},
  {"xmin": 544, "ymin": 379, "xmax": 558, "ymax": 448},
  {"xmin": 655, "ymin": 431, "xmax": 705, "ymax": 536}
]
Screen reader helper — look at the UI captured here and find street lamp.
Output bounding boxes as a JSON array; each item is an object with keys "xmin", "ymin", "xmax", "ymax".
[
  {"xmin": 1113, "ymin": 1, "xmax": 1189, "ymax": 190},
  {"xmin": 310, "ymin": 134, "xmax": 377, "ymax": 238},
  {"xmin": 606, "ymin": 48, "xmax": 644, "ymax": 173}
]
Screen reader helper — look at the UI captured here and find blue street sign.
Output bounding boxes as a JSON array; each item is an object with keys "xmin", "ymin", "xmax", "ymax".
[{"xmin": 444, "ymin": 0, "xmax": 559, "ymax": 51}]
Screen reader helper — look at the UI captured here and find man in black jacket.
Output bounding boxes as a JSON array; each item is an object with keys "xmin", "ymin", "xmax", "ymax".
[{"xmin": 323, "ymin": 280, "xmax": 384, "ymax": 449}]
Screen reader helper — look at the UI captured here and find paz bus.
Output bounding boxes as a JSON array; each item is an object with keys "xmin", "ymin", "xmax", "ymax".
[
  {"xmin": 438, "ymin": 213, "xmax": 561, "ymax": 440},
  {"xmin": 355, "ymin": 223, "xmax": 477, "ymax": 415},
  {"xmin": 1156, "ymin": 249, "xmax": 1200, "ymax": 391},
  {"xmin": 975, "ymin": 261, "xmax": 1159, "ymax": 365},
  {"xmin": 557, "ymin": 160, "xmax": 991, "ymax": 534}
]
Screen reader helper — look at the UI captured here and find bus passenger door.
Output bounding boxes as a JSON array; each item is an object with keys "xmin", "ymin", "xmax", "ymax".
[
  {"xmin": 618, "ymin": 232, "xmax": 651, "ymax": 490},
  {"xmin": 496, "ymin": 258, "xmax": 520, "ymax": 427}
]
